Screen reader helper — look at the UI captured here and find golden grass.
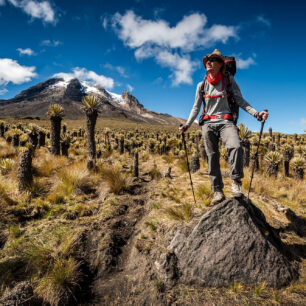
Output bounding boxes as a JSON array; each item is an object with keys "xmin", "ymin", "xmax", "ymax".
[
  {"xmin": 164, "ymin": 202, "xmax": 193, "ymax": 222},
  {"xmin": 0, "ymin": 139, "xmax": 17, "ymax": 159},
  {"xmin": 98, "ymin": 164, "xmax": 129, "ymax": 194},
  {"xmin": 35, "ymin": 257, "xmax": 81, "ymax": 306},
  {"xmin": 148, "ymin": 164, "xmax": 162, "ymax": 180},
  {"xmin": 176, "ymin": 158, "xmax": 188, "ymax": 173},
  {"xmin": 0, "ymin": 118, "xmax": 305, "ymax": 305},
  {"xmin": 33, "ymin": 149, "xmax": 68, "ymax": 177},
  {"xmin": 54, "ymin": 164, "xmax": 95, "ymax": 197},
  {"xmin": 196, "ymin": 183, "xmax": 213, "ymax": 206},
  {"xmin": 244, "ymin": 168, "xmax": 306, "ymax": 215},
  {"xmin": 0, "ymin": 223, "xmax": 83, "ymax": 304},
  {"xmin": 0, "ymin": 183, "xmax": 16, "ymax": 207}
]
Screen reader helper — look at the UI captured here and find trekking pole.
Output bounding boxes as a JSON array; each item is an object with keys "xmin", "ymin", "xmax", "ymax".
[
  {"xmin": 247, "ymin": 110, "xmax": 268, "ymax": 201},
  {"xmin": 180, "ymin": 124, "xmax": 196, "ymax": 204}
]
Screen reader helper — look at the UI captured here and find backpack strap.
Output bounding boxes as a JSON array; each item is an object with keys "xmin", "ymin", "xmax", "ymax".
[{"xmin": 224, "ymin": 74, "xmax": 239, "ymax": 125}]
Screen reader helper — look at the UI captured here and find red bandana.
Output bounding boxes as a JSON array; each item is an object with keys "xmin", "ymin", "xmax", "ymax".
[{"xmin": 207, "ymin": 72, "xmax": 222, "ymax": 86}]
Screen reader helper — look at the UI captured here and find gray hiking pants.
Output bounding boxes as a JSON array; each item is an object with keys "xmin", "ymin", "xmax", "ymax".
[{"xmin": 202, "ymin": 122, "xmax": 243, "ymax": 191}]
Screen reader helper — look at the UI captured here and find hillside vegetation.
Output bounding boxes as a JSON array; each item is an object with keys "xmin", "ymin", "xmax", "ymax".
[{"xmin": 0, "ymin": 115, "xmax": 305, "ymax": 305}]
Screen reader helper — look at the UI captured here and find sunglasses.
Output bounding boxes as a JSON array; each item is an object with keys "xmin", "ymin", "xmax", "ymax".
[{"xmin": 207, "ymin": 57, "xmax": 222, "ymax": 63}]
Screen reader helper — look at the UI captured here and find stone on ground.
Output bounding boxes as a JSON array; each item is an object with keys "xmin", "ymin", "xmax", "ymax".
[{"xmin": 159, "ymin": 197, "xmax": 298, "ymax": 288}]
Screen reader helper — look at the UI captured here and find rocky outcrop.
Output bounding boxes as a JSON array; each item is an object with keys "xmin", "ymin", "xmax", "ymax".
[
  {"xmin": 63, "ymin": 78, "xmax": 85, "ymax": 102},
  {"xmin": 122, "ymin": 90, "xmax": 144, "ymax": 108},
  {"xmin": 156, "ymin": 197, "xmax": 298, "ymax": 288}
]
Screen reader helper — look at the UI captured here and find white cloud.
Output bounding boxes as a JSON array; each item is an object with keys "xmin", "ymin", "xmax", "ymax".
[
  {"xmin": 8, "ymin": 0, "xmax": 56, "ymax": 23},
  {"xmin": 104, "ymin": 63, "xmax": 128, "ymax": 78},
  {"xmin": 102, "ymin": 16, "xmax": 108, "ymax": 30},
  {"xmin": 0, "ymin": 58, "xmax": 37, "ymax": 86},
  {"xmin": 111, "ymin": 11, "xmax": 238, "ymax": 85},
  {"xmin": 155, "ymin": 49, "xmax": 198, "ymax": 86},
  {"xmin": 41, "ymin": 39, "xmax": 61, "ymax": 47},
  {"xmin": 53, "ymin": 67, "xmax": 114, "ymax": 90},
  {"xmin": 256, "ymin": 15, "xmax": 271, "ymax": 27},
  {"xmin": 0, "ymin": 0, "xmax": 5, "ymax": 6},
  {"xmin": 236, "ymin": 57, "xmax": 256, "ymax": 69},
  {"xmin": 126, "ymin": 84, "xmax": 133, "ymax": 92},
  {"xmin": 0, "ymin": 88, "xmax": 8, "ymax": 95},
  {"xmin": 112, "ymin": 11, "xmax": 238, "ymax": 51},
  {"xmin": 17, "ymin": 47, "xmax": 35, "ymax": 56}
]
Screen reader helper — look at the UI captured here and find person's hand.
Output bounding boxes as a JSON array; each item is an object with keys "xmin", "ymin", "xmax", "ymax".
[
  {"xmin": 179, "ymin": 125, "xmax": 188, "ymax": 134},
  {"xmin": 255, "ymin": 110, "xmax": 269, "ymax": 121}
]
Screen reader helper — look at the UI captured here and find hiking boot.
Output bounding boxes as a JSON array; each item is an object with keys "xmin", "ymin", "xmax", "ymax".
[
  {"xmin": 232, "ymin": 180, "xmax": 243, "ymax": 197},
  {"xmin": 211, "ymin": 190, "xmax": 225, "ymax": 205}
]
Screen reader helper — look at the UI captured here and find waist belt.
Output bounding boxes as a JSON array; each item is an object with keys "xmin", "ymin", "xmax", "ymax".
[{"xmin": 203, "ymin": 114, "xmax": 233, "ymax": 121}]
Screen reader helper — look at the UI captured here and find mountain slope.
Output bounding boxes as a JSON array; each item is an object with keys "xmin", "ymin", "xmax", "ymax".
[{"xmin": 0, "ymin": 78, "xmax": 185, "ymax": 125}]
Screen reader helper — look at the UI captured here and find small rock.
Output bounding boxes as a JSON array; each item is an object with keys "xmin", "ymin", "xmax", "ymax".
[{"xmin": 0, "ymin": 281, "xmax": 38, "ymax": 306}]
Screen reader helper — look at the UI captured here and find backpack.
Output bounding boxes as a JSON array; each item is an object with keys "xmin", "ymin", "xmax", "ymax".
[{"xmin": 198, "ymin": 56, "xmax": 239, "ymax": 125}]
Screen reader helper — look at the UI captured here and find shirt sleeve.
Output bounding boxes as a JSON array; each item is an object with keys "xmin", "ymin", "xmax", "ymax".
[
  {"xmin": 186, "ymin": 82, "xmax": 203, "ymax": 127},
  {"xmin": 229, "ymin": 75, "xmax": 258, "ymax": 117}
]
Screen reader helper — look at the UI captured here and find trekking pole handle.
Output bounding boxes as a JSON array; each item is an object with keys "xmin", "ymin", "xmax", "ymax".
[
  {"xmin": 258, "ymin": 109, "xmax": 268, "ymax": 122},
  {"xmin": 179, "ymin": 124, "xmax": 187, "ymax": 140}
]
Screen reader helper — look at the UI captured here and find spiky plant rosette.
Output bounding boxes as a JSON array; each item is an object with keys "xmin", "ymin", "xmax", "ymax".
[
  {"xmin": 264, "ymin": 151, "xmax": 282, "ymax": 164},
  {"xmin": 47, "ymin": 104, "xmax": 65, "ymax": 119},
  {"xmin": 0, "ymin": 158, "xmax": 15, "ymax": 174},
  {"xmin": 81, "ymin": 96, "xmax": 101, "ymax": 115},
  {"xmin": 11, "ymin": 128, "xmax": 22, "ymax": 136},
  {"xmin": 61, "ymin": 135, "xmax": 71, "ymax": 146},
  {"xmin": 281, "ymin": 144, "xmax": 294, "ymax": 161},
  {"xmin": 290, "ymin": 156, "xmax": 305, "ymax": 170},
  {"xmin": 239, "ymin": 123, "xmax": 253, "ymax": 142},
  {"xmin": 27, "ymin": 123, "xmax": 40, "ymax": 134}
]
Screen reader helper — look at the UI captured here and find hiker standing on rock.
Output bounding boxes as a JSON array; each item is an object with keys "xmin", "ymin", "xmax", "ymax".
[{"xmin": 179, "ymin": 49, "xmax": 268, "ymax": 204}]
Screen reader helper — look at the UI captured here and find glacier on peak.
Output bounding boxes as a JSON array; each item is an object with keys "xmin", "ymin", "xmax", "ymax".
[{"xmin": 50, "ymin": 78, "xmax": 126, "ymax": 104}]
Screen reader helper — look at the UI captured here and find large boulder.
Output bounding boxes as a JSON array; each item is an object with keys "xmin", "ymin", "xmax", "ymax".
[{"xmin": 158, "ymin": 197, "xmax": 298, "ymax": 288}]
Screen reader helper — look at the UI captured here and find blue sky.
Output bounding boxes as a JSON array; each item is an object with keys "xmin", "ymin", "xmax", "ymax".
[{"xmin": 0, "ymin": 0, "xmax": 305, "ymax": 134}]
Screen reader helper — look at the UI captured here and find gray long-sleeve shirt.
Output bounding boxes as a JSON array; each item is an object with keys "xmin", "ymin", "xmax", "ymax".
[{"xmin": 186, "ymin": 75, "xmax": 258, "ymax": 127}]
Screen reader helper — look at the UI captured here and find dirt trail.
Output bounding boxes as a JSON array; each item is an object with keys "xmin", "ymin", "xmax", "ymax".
[{"xmin": 80, "ymin": 177, "xmax": 165, "ymax": 305}]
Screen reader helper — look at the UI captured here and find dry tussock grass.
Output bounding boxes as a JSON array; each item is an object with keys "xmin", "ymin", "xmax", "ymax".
[
  {"xmin": 243, "ymin": 168, "xmax": 306, "ymax": 214},
  {"xmin": 33, "ymin": 149, "xmax": 68, "ymax": 177},
  {"xmin": 35, "ymin": 257, "xmax": 82, "ymax": 306},
  {"xmin": 164, "ymin": 202, "xmax": 193, "ymax": 222},
  {"xmin": 98, "ymin": 163, "xmax": 129, "ymax": 194},
  {"xmin": 0, "ymin": 224, "xmax": 83, "ymax": 305},
  {"xmin": 53, "ymin": 163, "xmax": 95, "ymax": 197},
  {"xmin": 0, "ymin": 119, "xmax": 304, "ymax": 305},
  {"xmin": 0, "ymin": 139, "xmax": 17, "ymax": 159}
]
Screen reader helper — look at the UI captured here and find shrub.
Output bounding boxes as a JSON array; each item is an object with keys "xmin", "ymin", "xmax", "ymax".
[
  {"xmin": 33, "ymin": 151, "xmax": 67, "ymax": 177},
  {"xmin": 98, "ymin": 165, "xmax": 128, "ymax": 194},
  {"xmin": 35, "ymin": 257, "xmax": 82, "ymax": 306},
  {"xmin": 56, "ymin": 166, "xmax": 95, "ymax": 196},
  {"xmin": 164, "ymin": 202, "xmax": 193, "ymax": 222},
  {"xmin": 196, "ymin": 184, "xmax": 213, "ymax": 206},
  {"xmin": 0, "ymin": 158, "xmax": 15, "ymax": 175},
  {"xmin": 176, "ymin": 159, "xmax": 188, "ymax": 173},
  {"xmin": 0, "ymin": 183, "xmax": 16, "ymax": 207},
  {"xmin": 148, "ymin": 164, "xmax": 162, "ymax": 180}
]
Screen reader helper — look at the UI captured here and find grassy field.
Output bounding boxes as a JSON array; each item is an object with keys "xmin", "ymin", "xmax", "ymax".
[{"xmin": 0, "ymin": 117, "xmax": 305, "ymax": 305}]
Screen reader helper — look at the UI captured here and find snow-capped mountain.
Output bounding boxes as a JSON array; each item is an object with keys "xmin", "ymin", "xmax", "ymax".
[{"xmin": 0, "ymin": 78, "xmax": 185, "ymax": 125}]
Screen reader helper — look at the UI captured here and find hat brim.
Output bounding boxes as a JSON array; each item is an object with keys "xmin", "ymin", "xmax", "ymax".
[{"xmin": 203, "ymin": 54, "xmax": 224, "ymax": 66}]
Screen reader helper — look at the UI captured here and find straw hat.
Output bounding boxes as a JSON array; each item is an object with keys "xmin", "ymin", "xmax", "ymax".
[{"xmin": 202, "ymin": 49, "xmax": 224, "ymax": 66}]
